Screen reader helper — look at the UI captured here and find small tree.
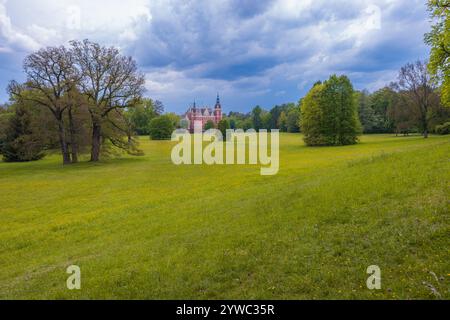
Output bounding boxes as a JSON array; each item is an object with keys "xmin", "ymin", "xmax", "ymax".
[
  {"xmin": 261, "ymin": 112, "xmax": 272, "ymax": 130},
  {"xmin": 129, "ymin": 98, "xmax": 157, "ymax": 135},
  {"xmin": 278, "ymin": 111, "xmax": 288, "ymax": 132},
  {"xmin": 286, "ymin": 108, "xmax": 300, "ymax": 133},
  {"xmin": 149, "ymin": 115, "xmax": 175, "ymax": 140},
  {"xmin": 0, "ymin": 104, "xmax": 45, "ymax": 162},
  {"xmin": 251, "ymin": 106, "xmax": 263, "ymax": 130},
  {"xmin": 217, "ymin": 119, "xmax": 230, "ymax": 139}
]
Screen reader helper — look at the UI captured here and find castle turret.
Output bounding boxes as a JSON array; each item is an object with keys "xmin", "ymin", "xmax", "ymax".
[{"xmin": 214, "ymin": 93, "xmax": 222, "ymax": 123}]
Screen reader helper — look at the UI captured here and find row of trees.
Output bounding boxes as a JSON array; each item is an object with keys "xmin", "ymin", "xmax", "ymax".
[
  {"xmin": 208, "ymin": 103, "xmax": 301, "ymax": 134},
  {"xmin": 300, "ymin": 60, "xmax": 449, "ymax": 146},
  {"xmin": 1, "ymin": 40, "xmax": 146, "ymax": 164},
  {"xmin": 357, "ymin": 61, "xmax": 449, "ymax": 137}
]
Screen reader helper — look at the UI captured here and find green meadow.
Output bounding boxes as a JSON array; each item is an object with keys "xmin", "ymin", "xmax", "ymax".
[{"xmin": 0, "ymin": 134, "xmax": 448, "ymax": 299}]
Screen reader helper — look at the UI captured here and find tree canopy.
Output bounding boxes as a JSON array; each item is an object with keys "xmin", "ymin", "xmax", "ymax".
[{"xmin": 301, "ymin": 75, "xmax": 361, "ymax": 146}]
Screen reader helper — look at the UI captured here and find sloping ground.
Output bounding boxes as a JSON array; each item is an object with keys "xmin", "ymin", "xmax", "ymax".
[{"xmin": 0, "ymin": 134, "xmax": 448, "ymax": 299}]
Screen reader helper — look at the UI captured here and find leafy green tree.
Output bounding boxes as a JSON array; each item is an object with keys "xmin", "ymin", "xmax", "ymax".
[
  {"xmin": 0, "ymin": 103, "xmax": 45, "ymax": 162},
  {"xmin": 369, "ymin": 87, "xmax": 397, "ymax": 132},
  {"xmin": 356, "ymin": 90, "xmax": 381, "ymax": 133},
  {"xmin": 286, "ymin": 108, "xmax": 300, "ymax": 133},
  {"xmin": 204, "ymin": 120, "xmax": 215, "ymax": 130},
  {"xmin": 425, "ymin": 0, "xmax": 450, "ymax": 107},
  {"xmin": 229, "ymin": 118, "xmax": 236, "ymax": 129},
  {"xmin": 148, "ymin": 115, "xmax": 175, "ymax": 140},
  {"xmin": 251, "ymin": 106, "xmax": 263, "ymax": 130},
  {"xmin": 278, "ymin": 111, "xmax": 288, "ymax": 132},
  {"xmin": 165, "ymin": 113, "xmax": 181, "ymax": 129},
  {"xmin": 129, "ymin": 98, "xmax": 158, "ymax": 135},
  {"xmin": 153, "ymin": 100, "xmax": 165, "ymax": 115},
  {"xmin": 261, "ymin": 111, "xmax": 272, "ymax": 130},
  {"xmin": 301, "ymin": 75, "xmax": 361, "ymax": 146},
  {"xmin": 300, "ymin": 83, "xmax": 326, "ymax": 145},
  {"xmin": 387, "ymin": 92, "xmax": 418, "ymax": 135},
  {"xmin": 217, "ymin": 119, "xmax": 230, "ymax": 139}
]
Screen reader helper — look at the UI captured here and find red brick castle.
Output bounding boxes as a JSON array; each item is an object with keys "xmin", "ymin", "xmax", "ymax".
[{"xmin": 184, "ymin": 94, "xmax": 223, "ymax": 132}]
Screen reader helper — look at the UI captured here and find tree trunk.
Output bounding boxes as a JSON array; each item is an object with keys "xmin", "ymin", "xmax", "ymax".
[
  {"xmin": 422, "ymin": 106, "xmax": 429, "ymax": 138},
  {"xmin": 90, "ymin": 121, "xmax": 101, "ymax": 162},
  {"xmin": 423, "ymin": 115, "xmax": 429, "ymax": 138},
  {"xmin": 68, "ymin": 107, "xmax": 78, "ymax": 163},
  {"xmin": 57, "ymin": 116, "xmax": 71, "ymax": 165}
]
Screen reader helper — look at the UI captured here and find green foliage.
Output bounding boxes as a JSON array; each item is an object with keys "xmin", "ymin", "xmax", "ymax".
[
  {"xmin": 425, "ymin": 0, "xmax": 450, "ymax": 107},
  {"xmin": 148, "ymin": 115, "xmax": 175, "ymax": 140},
  {"xmin": 165, "ymin": 112, "xmax": 181, "ymax": 129},
  {"xmin": 286, "ymin": 108, "xmax": 300, "ymax": 133},
  {"xmin": 435, "ymin": 121, "xmax": 450, "ymax": 134},
  {"xmin": 217, "ymin": 119, "xmax": 230, "ymax": 138},
  {"xmin": 251, "ymin": 106, "xmax": 263, "ymax": 130},
  {"xmin": 0, "ymin": 104, "xmax": 45, "ymax": 162},
  {"xmin": 261, "ymin": 111, "xmax": 272, "ymax": 130},
  {"xmin": 204, "ymin": 120, "xmax": 216, "ymax": 130},
  {"xmin": 387, "ymin": 92, "xmax": 418, "ymax": 135},
  {"xmin": 128, "ymin": 98, "xmax": 158, "ymax": 135},
  {"xmin": 301, "ymin": 75, "xmax": 361, "ymax": 146},
  {"xmin": 278, "ymin": 111, "xmax": 288, "ymax": 132}
]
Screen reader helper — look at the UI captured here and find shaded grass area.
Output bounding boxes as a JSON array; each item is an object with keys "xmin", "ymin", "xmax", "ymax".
[{"xmin": 0, "ymin": 134, "xmax": 449, "ymax": 299}]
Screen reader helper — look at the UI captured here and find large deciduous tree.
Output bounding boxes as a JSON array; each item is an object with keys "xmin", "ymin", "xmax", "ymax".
[
  {"xmin": 70, "ymin": 40, "xmax": 145, "ymax": 161},
  {"xmin": 394, "ymin": 61, "xmax": 437, "ymax": 138},
  {"xmin": 8, "ymin": 46, "xmax": 79, "ymax": 164}
]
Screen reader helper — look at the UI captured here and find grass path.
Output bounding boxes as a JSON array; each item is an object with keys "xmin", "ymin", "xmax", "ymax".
[{"xmin": 0, "ymin": 134, "xmax": 449, "ymax": 299}]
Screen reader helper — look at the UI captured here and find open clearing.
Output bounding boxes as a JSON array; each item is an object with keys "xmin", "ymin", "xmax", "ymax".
[{"xmin": 0, "ymin": 134, "xmax": 448, "ymax": 299}]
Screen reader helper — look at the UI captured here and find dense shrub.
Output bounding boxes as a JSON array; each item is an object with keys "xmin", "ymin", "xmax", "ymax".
[
  {"xmin": 0, "ymin": 105, "xmax": 45, "ymax": 162},
  {"xmin": 148, "ymin": 115, "xmax": 175, "ymax": 140},
  {"xmin": 435, "ymin": 122, "xmax": 450, "ymax": 135}
]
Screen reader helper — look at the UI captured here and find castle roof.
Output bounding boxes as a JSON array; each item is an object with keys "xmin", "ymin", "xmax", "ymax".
[{"xmin": 186, "ymin": 106, "xmax": 213, "ymax": 116}]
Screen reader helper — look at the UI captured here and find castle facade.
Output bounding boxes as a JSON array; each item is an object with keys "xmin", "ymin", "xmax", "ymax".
[{"xmin": 184, "ymin": 94, "xmax": 223, "ymax": 132}]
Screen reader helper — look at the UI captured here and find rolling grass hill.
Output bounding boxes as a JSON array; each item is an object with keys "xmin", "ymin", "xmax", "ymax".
[{"xmin": 0, "ymin": 134, "xmax": 448, "ymax": 299}]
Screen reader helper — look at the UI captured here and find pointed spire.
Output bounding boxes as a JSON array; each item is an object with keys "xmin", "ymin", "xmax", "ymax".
[{"xmin": 216, "ymin": 93, "xmax": 220, "ymax": 104}]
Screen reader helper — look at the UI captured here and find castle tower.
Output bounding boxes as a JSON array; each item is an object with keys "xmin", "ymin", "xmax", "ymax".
[{"xmin": 214, "ymin": 93, "xmax": 222, "ymax": 124}]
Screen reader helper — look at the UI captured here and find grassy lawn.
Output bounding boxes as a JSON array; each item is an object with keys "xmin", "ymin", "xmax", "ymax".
[{"xmin": 0, "ymin": 133, "xmax": 448, "ymax": 299}]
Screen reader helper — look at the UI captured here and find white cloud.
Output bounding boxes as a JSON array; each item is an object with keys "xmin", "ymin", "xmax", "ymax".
[{"xmin": 0, "ymin": 1, "xmax": 40, "ymax": 51}]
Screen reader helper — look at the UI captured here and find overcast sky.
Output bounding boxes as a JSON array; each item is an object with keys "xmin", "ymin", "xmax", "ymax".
[{"xmin": 0, "ymin": 0, "xmax": 431, "ymax": 113}]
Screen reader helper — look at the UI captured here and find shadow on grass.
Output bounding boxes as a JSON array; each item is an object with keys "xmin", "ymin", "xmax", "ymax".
[{"xmin": 0, "ymin": 153, "xmax": 150, "ymax": 178}]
